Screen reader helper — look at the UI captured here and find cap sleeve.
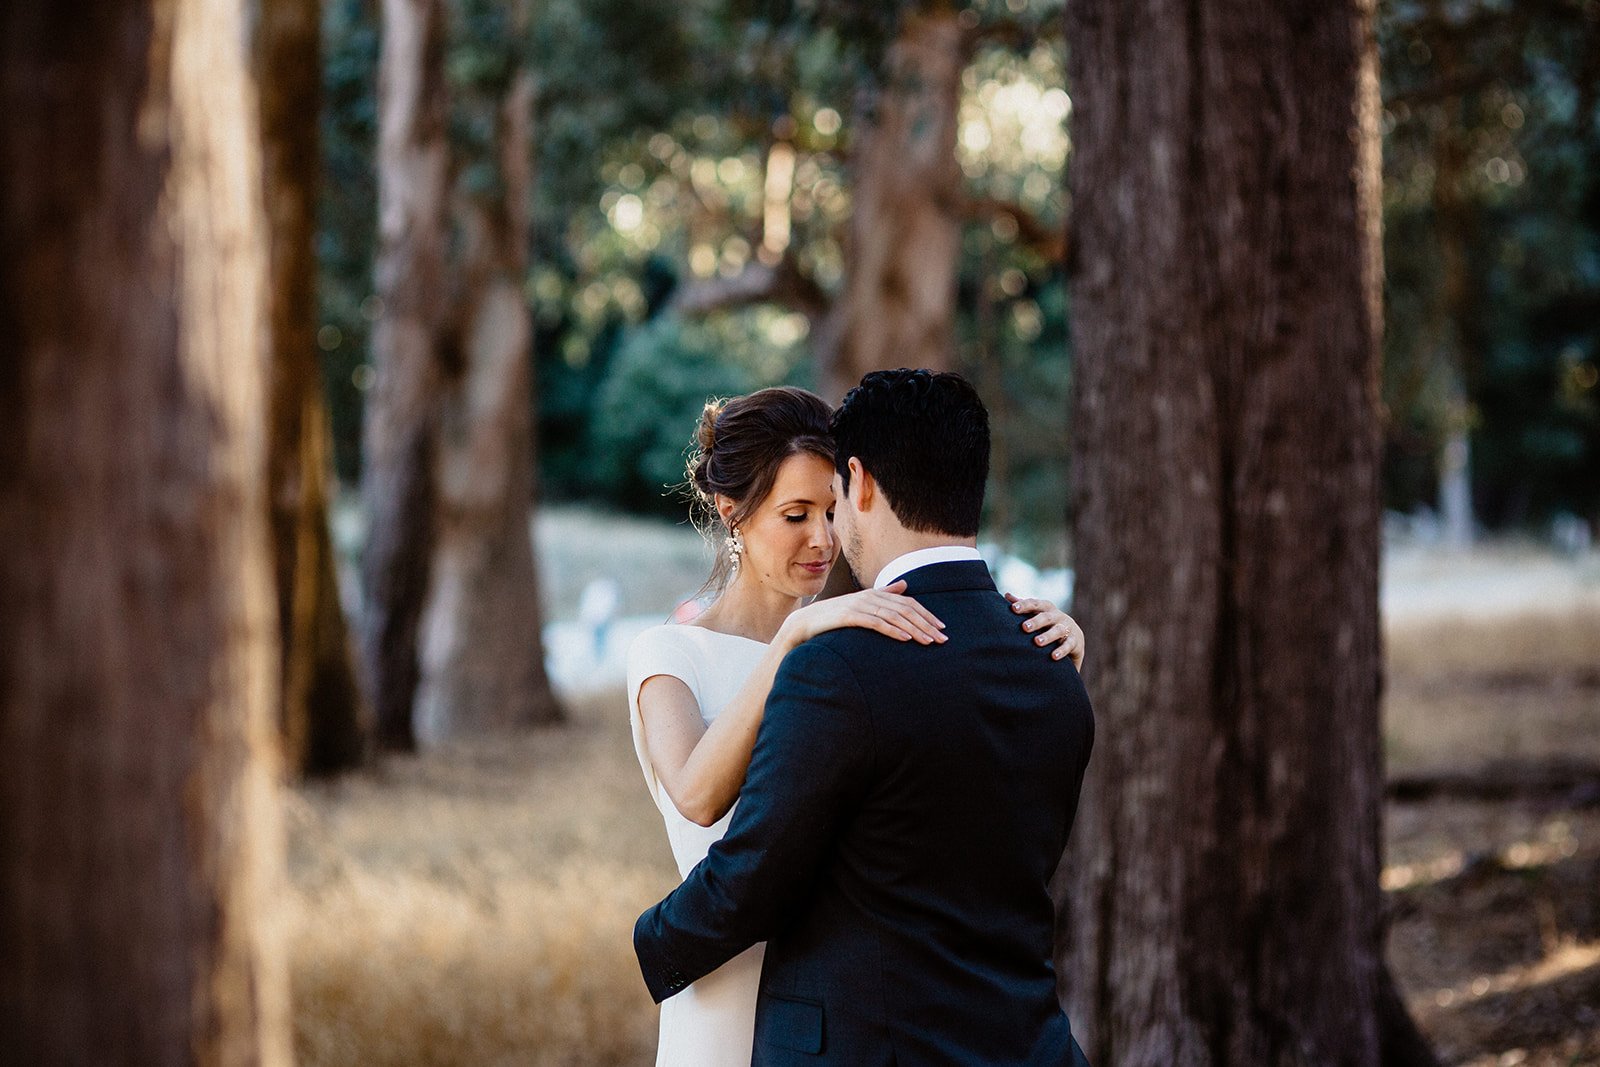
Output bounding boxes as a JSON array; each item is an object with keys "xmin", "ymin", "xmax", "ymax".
[
  {"xmin": 625, "ymin": 626, "xmax": 702, "ymax": 807},
  {"xmin": 627, "ymin": 626, "xmax": 700, "ymax": 710}
]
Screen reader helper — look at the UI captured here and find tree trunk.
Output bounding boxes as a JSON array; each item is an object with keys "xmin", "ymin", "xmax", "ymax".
[
  {"xmin": 257, "ymin": 0, "xmax": 372, "ymax": 774},
  {"xmin": 0, "ymin": 1, "xmax": 290, "ymax": 1063},
  {"xmin": 415, "ymin": 64, "xmax": 562, "ymax": 740},
  {"xmin": 1429, "ymin": 33, "xmax": 1476, "ymax": 549},
  {"xmin": 818, "ymin": 9, "xmax": 967, "ymax": 401},
  {"xmin": 1437, "ymin": 413, "xmax": 1472, "ymax": 547},
  {"xmin": 361, "ymin": 0, "xmax": 451, "ymax": 751},
  {"xmin": 1058, "ymin": 1, "xmax": 1427, "ymax": 1064}
]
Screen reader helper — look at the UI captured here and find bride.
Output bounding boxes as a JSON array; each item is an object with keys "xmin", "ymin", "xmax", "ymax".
[{"xmin": 626, "ymin": 385, "xmax": 1084, "ymax": 1066}]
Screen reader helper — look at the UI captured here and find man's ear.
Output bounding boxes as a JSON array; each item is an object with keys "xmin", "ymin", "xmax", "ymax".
[{"xmin": 847, "ymin": 457, "xmax": 874, "ymax": 511}]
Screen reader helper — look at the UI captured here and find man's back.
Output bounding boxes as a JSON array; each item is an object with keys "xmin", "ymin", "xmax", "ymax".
[{"xmin": 753, "ymin": 560, "xmax": 1094, "ymax": 1064}]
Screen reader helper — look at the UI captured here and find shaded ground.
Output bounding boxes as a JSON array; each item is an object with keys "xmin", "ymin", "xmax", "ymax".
[
  {"xmin": 1384, "ymin": 609, "xmax": 1600, "ymax": 1067},
  {"xmin": 285, "ymin": 552, "xmax": 1600, "ymax": 1065}
]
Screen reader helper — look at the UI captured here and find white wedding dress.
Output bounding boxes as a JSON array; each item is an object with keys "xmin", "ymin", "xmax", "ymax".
[{"xmin": 627, "ymin": 623, "xmax": 774, "ymax": 1067}]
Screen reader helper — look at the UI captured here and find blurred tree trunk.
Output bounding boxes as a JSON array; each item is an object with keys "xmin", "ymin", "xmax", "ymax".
[
  {"xmin": 676, "ymin": 11, "xmax": 1068, "ymax": 408},
  {"xmin": 811, "ymin": 10, "xmax": 972, "ymax": 597},
  {"xmin": 416, "ymin": 54, "xmax": 563, "ymax": 740},
  {"xmin": 818, "ymin": 9, "xmax": 967, "ymax": 401},
  {"xmin": 257, "ymin": 0, "xmax": 371, "ymax": 774},
  {"xmin": 362, "ymin": 0, "xmax": 451, "ymax": 751},
  {"xmin": 1058, "ymin": 1, "xmax": 1433, "ymax": 1065},
  {"xmin": 1429, "ymin": 18, "xmax": 1477, "ymax": 549},
  {"xmin": 0, "ymin": 1, "xmax": 290, "ymax": 1062}
]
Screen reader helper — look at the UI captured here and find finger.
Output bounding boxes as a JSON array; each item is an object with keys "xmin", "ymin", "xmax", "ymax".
[
  {"xmin": 1031, "ymin": 622, "xmax": 1071, "ymax": 648},
  {"xmin": 881, "ymin": 592, "xmax": 946, "ymax": 630},
  {"xmin": 1021, "ymin": 609, "xmax": 1065, "ymax": 633},
  {"xmin": 894, "ymin": 607, "xmax": 947, "ymax": 644},
  {"xmin": 1003, "ymin": 592, "xmax": 1019, "ymax": 604},
  {"xmin": 884, "ymin": 579, "xmax": 908, "ymax": 592},
  {"xmin": 1011, "ymin": 597, "xmax": 1046, "ymax": 615},
  {"xmin": 877, "ymin": 604, "xmax": 940, "ymax": 644},
  {"xmin": 880, "ymin": 620, "xmax": 920, "ymax": 643},
  {"xmin": 909, "ymin": 601, "xmax": 946, "ymax": 631},
  {"xmin": 854, "ymin": 608, "xmax": 923, "ymax": 644}
]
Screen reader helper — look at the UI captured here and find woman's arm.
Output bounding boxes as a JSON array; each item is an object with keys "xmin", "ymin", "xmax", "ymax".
[
  {"xmin": 637, "ymin": 638, "xmax": 787, "ymax": 828},
  {"xmin": 638, "ymin": 582, "xmax": 943, "ymax": 827}
]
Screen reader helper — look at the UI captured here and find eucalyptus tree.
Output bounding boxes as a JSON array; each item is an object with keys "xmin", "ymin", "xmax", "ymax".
[
  {"xmin": 1, "ymin": 0, "xmax": 290, "ymax": 1059},
  {"xmin": 358, "ymin": 0, "xmax": 700, "ymax": 746},
  {"xmin": 669, "ymin": 0, "xmax": 1069, "ymax": 400},
  {"xmin": 1058, "ymin": 0, "xmax": 1437, "ymax": 1063},
  {"xmin": 258, "ymin": 0, "xmax": 371, "ymax": 774}
]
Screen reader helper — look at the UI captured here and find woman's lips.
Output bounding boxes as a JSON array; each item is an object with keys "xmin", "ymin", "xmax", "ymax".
[{"xmin": 797, "ymin": 561, "xmax": 829, "ymax": 575}]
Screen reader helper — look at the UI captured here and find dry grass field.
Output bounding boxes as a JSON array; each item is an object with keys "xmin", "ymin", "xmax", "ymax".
[
  {"xmin": 284, "ymin": 600, "xmax": 1600, "ymax": 1066},
  {"xmin": 284, "ymin": 687, "xmax": 671, "ymax": 1067}
]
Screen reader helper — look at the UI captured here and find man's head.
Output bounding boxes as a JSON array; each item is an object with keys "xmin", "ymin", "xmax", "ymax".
[{"xmin": 828, "ymin": 369, "xmax": 990, "ymax": 583}]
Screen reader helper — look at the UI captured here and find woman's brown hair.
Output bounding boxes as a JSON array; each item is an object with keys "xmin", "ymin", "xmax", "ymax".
[{"xmin": 685, "ymin": 386, "xmax": 834, "ymax": 595}]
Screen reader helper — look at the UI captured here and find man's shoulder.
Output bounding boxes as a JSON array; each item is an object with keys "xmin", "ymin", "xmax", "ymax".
[
  {"xmin": 801, "ymin": 625, "xmax": 900, "ymax": 664},
  {"xmin": 773, "ymin": 630, "xmax": 881, "ymax": 695}
]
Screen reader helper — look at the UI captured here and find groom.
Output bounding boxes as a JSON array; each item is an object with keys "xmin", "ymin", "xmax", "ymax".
[{"xmin": 634, "ymin": 369, "xmax": 1095, "ymax": 1066}]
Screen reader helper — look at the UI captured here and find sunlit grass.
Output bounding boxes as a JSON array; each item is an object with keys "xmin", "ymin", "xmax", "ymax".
[
  {"xmin": 1382, "ymin": 607, "xmax": 1600, "ymax": 774},
  {"xmin": 285, "ymin": 692, "xmax": 675, "ymax": 1067}
]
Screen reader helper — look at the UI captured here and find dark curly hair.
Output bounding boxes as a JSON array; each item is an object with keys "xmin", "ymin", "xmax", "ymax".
[
  {"xmin": 685, "ymin": 386, "xmax": 834, "ymax": 593},
  {"xmin": 830, "ymin": 368, "xmax": 989, "ymax": 537}
]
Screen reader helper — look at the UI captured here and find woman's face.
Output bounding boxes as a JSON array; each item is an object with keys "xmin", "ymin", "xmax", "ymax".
[{"xmin": 725, "ymin": 452, "xmax": 838, "ymax": 599}]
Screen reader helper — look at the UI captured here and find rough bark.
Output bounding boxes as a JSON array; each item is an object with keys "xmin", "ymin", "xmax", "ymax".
[
  {"xmin": 819, "ymin": 8, "xmax": 969, "ymax": 401},
  {"xmin": 416, "ymin": 64, "xmax": 562, "ymax": 739},
  {"xmin": 257, "ymin": 0, "xmax": 371, "ymax": 774},
  {"xmin": 361, "ymin": 0, "xmax": 451, "ymax": 751},
  {"xmin": 1058, "ymin": 1, "xmax": 1427, "ymax": 1064},
  {"xmin": 0, "ymin": 1, "xmax": 290, "ymax": 1062}
]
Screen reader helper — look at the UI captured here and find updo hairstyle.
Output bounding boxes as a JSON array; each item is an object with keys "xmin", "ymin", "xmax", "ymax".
[{"xmin": 685, "ymin": 386, "xmax": 834, "ymax": 593}]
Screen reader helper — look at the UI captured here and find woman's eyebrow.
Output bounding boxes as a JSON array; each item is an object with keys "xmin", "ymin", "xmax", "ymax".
[{"xmin": 774, "ymin": 498, "xmax": 820, "ymax": 509}]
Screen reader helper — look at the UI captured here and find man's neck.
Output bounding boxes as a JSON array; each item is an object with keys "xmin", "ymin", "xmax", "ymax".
[{"xmin": 865, "ymin": 533, "xmax": 979, "ymax": 588}]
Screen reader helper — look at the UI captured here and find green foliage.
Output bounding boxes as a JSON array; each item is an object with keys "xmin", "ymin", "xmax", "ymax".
[
  {"xmin": 316, "ymin": 0, "xmax": 1600, "ymax": 540},
  {"xmin": 586, "ymin": 312, "xmax": 809, "ymax": 513},
  {"xmin": 1379, "ymin": 0, "xmax": 1600, "ymax": 526},
  {"xmin": 318, "ymin": 0, "xmax": 380, "ymax": 485}
]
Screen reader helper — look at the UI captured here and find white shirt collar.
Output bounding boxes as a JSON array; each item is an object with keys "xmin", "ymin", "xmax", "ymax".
[{"xmin": 873, "ymin": 545, "xmax": 983, "ymax": 589}]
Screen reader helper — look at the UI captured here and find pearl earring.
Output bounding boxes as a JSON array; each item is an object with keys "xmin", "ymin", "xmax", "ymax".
[{"xmin": 726, "ymin": 528, "xmax": 745, "ymax": 575}]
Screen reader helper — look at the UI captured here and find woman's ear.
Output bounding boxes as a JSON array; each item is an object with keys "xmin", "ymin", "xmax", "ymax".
[{"xmin": 714, "ymin": 493, "xmax": 736, "ymax": 526}]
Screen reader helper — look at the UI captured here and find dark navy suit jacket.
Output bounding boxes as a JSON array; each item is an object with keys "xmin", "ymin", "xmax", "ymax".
[{"xmin": 633, "ymin": 560, "xmax": 1095, "ymax": 1066}]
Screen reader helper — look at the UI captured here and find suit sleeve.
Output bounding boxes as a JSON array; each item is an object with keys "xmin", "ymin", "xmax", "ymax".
[{"xmin": 632, "ymin": 639, "xmax": 873, "ymax": 1003}]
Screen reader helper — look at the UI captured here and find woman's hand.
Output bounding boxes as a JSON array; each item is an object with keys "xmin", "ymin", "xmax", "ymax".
[
  {"xmin": 1004, "ymin": 593, "xmax": 1085, "ymax": 668},
  {"xmin": 779, "ymin": 580, "xmax": 947, "ymax": 649}
]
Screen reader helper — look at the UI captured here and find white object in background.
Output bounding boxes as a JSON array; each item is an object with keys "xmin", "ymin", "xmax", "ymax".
[{"xmin": 994, "ymin": 554, "xmax": 1075, "ymax": 611}]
